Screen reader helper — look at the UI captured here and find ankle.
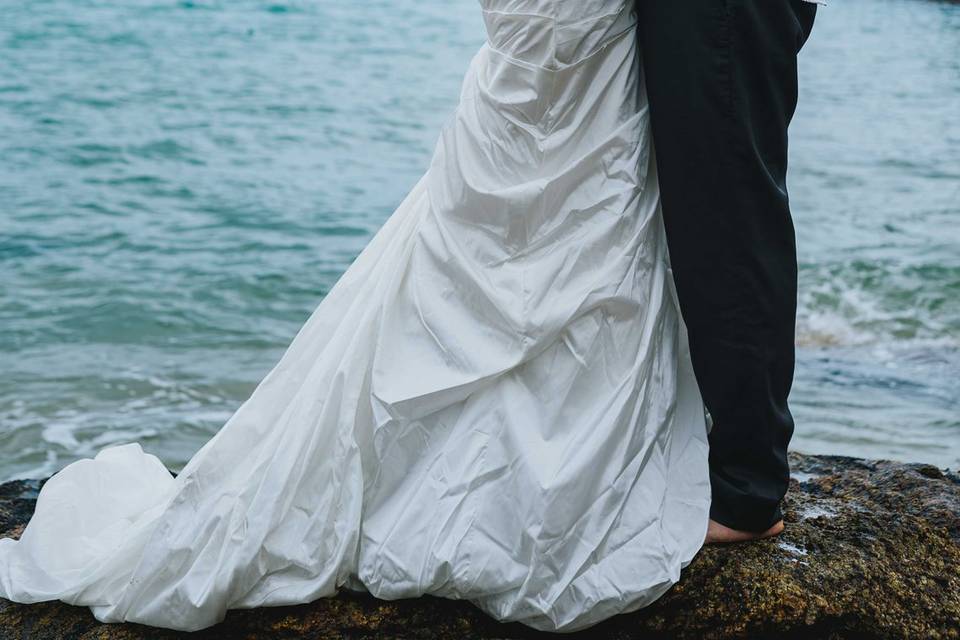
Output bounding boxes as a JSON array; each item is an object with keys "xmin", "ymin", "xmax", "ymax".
[{"xmin": 704, "ymin": 518, "xmax": 785, "ymax": 545}]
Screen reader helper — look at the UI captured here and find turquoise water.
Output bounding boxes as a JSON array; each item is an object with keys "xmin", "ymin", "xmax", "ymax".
[{"xmin": 0, "ymin": 0, "xmax": 958, "ymax": 481}]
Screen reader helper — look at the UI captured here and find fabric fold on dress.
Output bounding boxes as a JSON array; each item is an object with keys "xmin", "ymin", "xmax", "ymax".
[{"xmin": 0, "ymin": 0, "xmax": 710, "ymax": 632}]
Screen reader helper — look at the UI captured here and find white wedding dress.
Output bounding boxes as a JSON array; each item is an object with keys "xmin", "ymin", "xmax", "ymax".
[{"xmin": 0, "ymin": 0, "xmax": 711, "ymax": 632}]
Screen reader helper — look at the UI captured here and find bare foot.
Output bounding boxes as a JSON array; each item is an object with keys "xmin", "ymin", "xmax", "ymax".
[{"xmin": 703, "ymin": 518, "xmax": 785, "ymax": 545}]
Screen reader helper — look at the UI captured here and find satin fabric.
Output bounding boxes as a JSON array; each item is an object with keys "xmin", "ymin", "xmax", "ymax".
[{"xmin": 0, "ymin": 0, "xmax": 711, "ymax": 632}]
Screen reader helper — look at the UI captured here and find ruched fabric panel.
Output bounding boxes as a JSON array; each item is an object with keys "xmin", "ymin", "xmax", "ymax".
[{"xmin": 0, "ymin": 0, "xmax": 711, "ymax": 632}]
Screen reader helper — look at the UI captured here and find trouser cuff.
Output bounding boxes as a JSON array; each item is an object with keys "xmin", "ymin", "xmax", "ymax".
[{"xmin": 709, "ymin": 492, "xmax": 784, "ymax": 533}]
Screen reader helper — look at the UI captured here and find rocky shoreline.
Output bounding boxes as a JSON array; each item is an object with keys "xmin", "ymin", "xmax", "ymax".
[{"xmin": 1, "ymin": 451, "xmax": 958, "ymax": 639}]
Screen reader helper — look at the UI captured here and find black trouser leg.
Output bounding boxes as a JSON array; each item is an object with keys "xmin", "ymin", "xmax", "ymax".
[{"xmin": 636, "ymin": 0, "xmax": 817, "ymax": 532}]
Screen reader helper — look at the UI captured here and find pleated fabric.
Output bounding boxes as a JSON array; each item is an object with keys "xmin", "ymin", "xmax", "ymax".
[{"xmin": 0, "ymin": 0, "xmax": 711, "ymax": 632}]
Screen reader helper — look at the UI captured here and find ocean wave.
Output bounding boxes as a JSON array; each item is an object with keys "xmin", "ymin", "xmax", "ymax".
[{"xmin": 796, "ymin": 259, "xmax": 960, "ymax": 348}]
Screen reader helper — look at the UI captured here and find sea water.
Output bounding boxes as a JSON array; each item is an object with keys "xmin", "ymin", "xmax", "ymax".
[{"xmin": 0, "ymin": 0, "xmax": 958, "ymax": 481}]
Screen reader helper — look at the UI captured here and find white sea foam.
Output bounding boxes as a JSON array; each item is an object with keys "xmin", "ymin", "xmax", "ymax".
[
  {"xmin": 798, "ymin": 504, "xmax": 838, "ymax": 520},
  {"xmin": 40, "ymin": 422, "xmax": 80, "ymax": 450},
  {"xmin": 777, "ymin": 541, "xmax": 809, "ymax": 557}
]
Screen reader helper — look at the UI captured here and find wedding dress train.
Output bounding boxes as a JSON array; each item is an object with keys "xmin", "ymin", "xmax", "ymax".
[{"xmin": 0, "ymin": 0, "xmax": 711, "ymax": 632}]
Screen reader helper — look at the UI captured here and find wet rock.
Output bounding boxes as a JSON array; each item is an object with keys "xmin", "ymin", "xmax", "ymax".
[{"xmin": 1, "ymin": 451, "xmax": 957, "ymax": 639}]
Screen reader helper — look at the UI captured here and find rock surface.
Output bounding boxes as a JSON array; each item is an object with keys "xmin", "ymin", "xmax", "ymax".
[{"xmin": 1, "ymin": 451, "xmax": 958, "ymax": 639}]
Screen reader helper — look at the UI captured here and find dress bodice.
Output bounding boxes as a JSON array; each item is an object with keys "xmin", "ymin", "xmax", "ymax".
[{"xmin": 478, "ymin": 0, "xmax": 636, "ymax": 69}]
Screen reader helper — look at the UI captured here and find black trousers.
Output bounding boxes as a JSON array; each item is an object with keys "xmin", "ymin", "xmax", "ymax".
[{"xmin": 635, "ymin": 1, "xmax": 817, "ymax": 532}]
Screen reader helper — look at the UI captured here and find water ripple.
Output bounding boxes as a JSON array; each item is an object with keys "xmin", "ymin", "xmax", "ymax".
[{"xmin": 1, "ymin": 0, "xmax": 958, "ymax": 479}]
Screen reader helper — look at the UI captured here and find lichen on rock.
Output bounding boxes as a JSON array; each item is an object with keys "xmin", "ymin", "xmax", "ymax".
[{"xmin": 1, "ymin": 451, "xmax": 958, "ymax": 639}]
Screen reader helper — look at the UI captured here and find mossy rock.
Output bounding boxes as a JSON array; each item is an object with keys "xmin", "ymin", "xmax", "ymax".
[{"xmin": 2, "ymin": 452, "xmax": 958, "ymax": 639}]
